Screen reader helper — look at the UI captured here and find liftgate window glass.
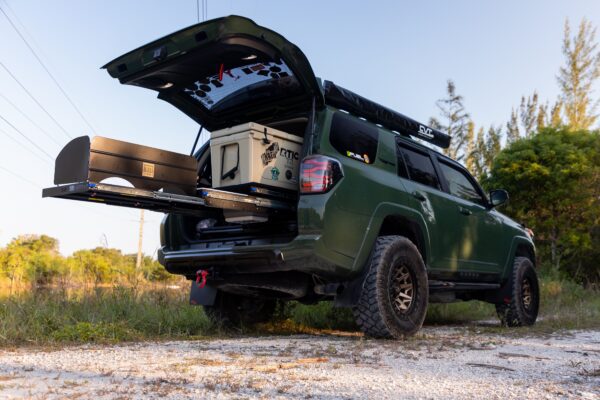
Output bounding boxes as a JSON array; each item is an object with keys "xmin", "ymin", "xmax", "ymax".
[{"xmin": 182, "ymin": 60, "xmax": 302, "ymax": 112}]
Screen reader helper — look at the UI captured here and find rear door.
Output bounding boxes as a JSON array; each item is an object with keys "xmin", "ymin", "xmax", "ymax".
[
  {"xmin": 396, "ymin": 140, "xmax": 468, "ymax": 275},
  {"xmin": 102, "ymin": 15, "xmax": 324, "ymax": 131}
]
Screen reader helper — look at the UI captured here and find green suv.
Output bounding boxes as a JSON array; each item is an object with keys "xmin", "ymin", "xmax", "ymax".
[{"xmin": 45, "ymin": 16, "xmax": 539, "ymax": 338}]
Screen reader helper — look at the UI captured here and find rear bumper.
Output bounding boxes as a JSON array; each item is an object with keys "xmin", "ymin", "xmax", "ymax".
[
  {"xmin": 159, "ymin": 247, "xmax": 286, "ymax": 275},
  {"xmin": 159, "ymin": 234, "xmax": 356, "ymax": 278}
]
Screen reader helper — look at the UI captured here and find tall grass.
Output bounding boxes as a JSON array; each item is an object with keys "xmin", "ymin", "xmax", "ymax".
[
  {"xmin": 0, "ymin": 286, "xmax": 213, "ymax": 345},
  {"xmin": 284, "ymin": 273, "xmax": 600, "ymax": 333},
  {"xmin": 0, "ymin": 272, "xmax": 598, "ymax": 346}
]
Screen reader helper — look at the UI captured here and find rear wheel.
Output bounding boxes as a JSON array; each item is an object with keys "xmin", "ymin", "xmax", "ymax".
[
  {"xmin": 495, "ymin": 257, "xmax": 539, "ymax": 327},
  {"xmin": 203, "ymin": 291, "xmax": 276, "ymax": 326},
  {"xmin": 352, "ymin": 236, "xmax": 429, "ymax": 338}
]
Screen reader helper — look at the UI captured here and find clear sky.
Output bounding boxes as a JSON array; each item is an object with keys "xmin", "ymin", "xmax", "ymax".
[{"xmin": 0, "ymin": 0, "xmax": 599, "ymax": 256}]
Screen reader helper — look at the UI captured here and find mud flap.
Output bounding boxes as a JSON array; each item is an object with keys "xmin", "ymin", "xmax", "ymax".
[
  {"xmin": 189, "ymin": 281, "xmax": 218, "ymax": 306},
  {"xmin": 333, "ymin": 267, "xmax": 370, "ymax": 308}
]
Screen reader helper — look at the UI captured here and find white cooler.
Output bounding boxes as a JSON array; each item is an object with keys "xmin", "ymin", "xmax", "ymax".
[{"xmin": 210, "ymin": 123, "xmax": 304, "ymax": 191}]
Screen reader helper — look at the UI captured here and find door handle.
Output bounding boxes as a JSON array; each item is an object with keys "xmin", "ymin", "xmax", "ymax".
[
  {"xmin": 412, "ymin": 191, "xmax": 426, "ymax": 202},
  {"xmin": 459, "ymin": 207, "xmax": 472, "ymax": 216}
]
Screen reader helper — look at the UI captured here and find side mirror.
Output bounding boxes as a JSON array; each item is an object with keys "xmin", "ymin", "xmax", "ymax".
[{"xmin": 489, "ymin": 189, "xmax": 509, "ymax": 208}]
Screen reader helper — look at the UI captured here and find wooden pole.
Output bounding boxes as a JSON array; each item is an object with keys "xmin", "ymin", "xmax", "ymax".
[{"xmin": 136, "ymin": 209, "xmax": 144, "ymax": 271}]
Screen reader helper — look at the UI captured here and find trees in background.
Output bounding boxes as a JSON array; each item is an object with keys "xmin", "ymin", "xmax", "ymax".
[
  {"xmin": 429, "ymin": 18, "xmax": 600, "ymax": 282},
  {"xmin": 558, "ymin": 18, "xmax": 600, "ymax": 130},
  {"xmin": 484, "ymin": 129, "xmax": 600, "ymax": 283},
  {"xmin": 0, "ymin": 235, "xmax": 178, "ymax": 288},
  {"xmin": 429, "ymin": 80, "xmax": 470, "ymax": 162}
]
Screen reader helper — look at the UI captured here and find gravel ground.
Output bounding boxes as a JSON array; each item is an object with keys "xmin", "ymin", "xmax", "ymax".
[{"xmin": 0, "ymin": 327, "xmax": 598, "ymax": 399}]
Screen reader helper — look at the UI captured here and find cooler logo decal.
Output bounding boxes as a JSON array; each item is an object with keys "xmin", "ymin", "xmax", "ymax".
[
  {"xmin": 261, "ymin": 142, "xmax": 280, "ymax": 165},
  {"xmin": 279, "ymin": 148, "xmax": 299, "ymax": 161},
  {"xmin": 271, "ymin": 167, "xmax": 280, "ymax": 181}
]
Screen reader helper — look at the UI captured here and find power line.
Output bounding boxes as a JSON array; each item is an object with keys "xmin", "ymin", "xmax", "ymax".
[
  {"xmin": 0, "ymin": 4, "xmax": 97, "ymax": 135},
  {"xmin": 0, "ymin": 62, "xmax": 72, "ymax": 140},
  {"xmin": 0, "ymin": 112, "xmax": 55, "ymax": 160},
  {"xmin": 0, "ymin": 0, "xmax": 46, "ymax": 59},
  {"xmin": 0, "ymin": 164, "xmax": 41, "ymax": 188},
  {"xmin": 0, "ymin": 126, "xmax": 52, "ymax": 165},
  {"xmin": 0, "ymin": 92, "xmax": 63, "ymax": 148}
]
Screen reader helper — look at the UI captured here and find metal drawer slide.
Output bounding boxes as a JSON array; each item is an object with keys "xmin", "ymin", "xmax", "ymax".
[{"xmin": 42, "ymin": 182, "xmax": 294, "ymax": 215}]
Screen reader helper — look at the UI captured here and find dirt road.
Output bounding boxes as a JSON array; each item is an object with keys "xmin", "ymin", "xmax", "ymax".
[{"xmin": 0, "ymin": 327, "xmax": 598, "ymax": 399}]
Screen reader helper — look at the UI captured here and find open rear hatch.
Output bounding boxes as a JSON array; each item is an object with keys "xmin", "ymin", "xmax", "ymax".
[
  {"xmin": 43, "ymin": 16, "xmax": 322, "ymax": 216},
  {"xmin": 102, "ymin": 15, "xmax": 323, "ymax": 130}
]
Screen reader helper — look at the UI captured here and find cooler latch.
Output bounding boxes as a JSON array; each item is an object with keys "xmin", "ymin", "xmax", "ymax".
[{"xmin": 262, "ymin": 127, "xmax": 271, "ymax": 144}]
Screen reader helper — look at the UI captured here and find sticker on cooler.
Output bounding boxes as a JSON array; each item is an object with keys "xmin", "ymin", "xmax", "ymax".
[{"xmin": 210, "ymin": 122, "xmax": 303, "ymax": 191}]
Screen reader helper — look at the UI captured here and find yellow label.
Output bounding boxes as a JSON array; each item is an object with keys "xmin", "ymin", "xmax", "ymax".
[{"xmin": 142, "ymin": 162, "xmax": 155, "ymax": 178}]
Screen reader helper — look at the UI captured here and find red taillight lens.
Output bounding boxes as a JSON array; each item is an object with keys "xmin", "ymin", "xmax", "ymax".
[{"xmin": 299, "ymin": 155, "xmax": 343, "ymax": 194}]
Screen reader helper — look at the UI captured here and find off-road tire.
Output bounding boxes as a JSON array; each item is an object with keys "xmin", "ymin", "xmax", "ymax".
[
  {"xmin": 203, "ymin": 291, "xmax": 276, "ymax": 327},
  {"xmin": 352, "ymin": 235, "xmax": 429, "ymax": 338},
  {"xmin": 495, "ymin": 257, "xmax": 539, "ymax": 327}
]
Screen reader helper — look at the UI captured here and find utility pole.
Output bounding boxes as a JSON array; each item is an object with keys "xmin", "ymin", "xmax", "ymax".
[{"xmin": 136, "ymin": 209, "xmax": 144, "ymax": 271}]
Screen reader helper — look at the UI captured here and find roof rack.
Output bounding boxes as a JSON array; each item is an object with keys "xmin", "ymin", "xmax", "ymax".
[{"xmin": 323, "ymin": 81, "xmax": 451, "ymax": 149}]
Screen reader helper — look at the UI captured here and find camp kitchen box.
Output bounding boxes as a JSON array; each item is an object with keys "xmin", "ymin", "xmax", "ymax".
[{"xmin": 210, "ymin": 123, "xmax": 303, "ymax": 192}]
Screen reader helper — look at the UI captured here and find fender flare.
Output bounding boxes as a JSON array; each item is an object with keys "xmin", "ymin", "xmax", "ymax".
[
  {"xmin": 335, "ymin": 202, "xmax": 431, "ymax": 307},
  {"xmin": 482, "ymin": 235, "xmax": 535, "ymax": 304}
]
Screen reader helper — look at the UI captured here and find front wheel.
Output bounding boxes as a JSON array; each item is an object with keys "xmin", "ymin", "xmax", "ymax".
[
  {"xmin": 495, "ymin": 257, "xmax": 539, "ymax": 327},
  {"xmin": 203, "ymin": 291, "xmax": 276, "ymax": 327},
  {"xmin": 352, "ymin": 235, "xmax": 429, "ymax": 338}
]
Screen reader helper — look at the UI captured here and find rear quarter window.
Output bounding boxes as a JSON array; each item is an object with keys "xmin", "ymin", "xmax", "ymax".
[
  {"xmin": 329, "ymin": 112, "xmax": 379, "ymax": 164},
  {"xmin": 398, "ymin": 144, "xmax": 440, "ymax": 189}
]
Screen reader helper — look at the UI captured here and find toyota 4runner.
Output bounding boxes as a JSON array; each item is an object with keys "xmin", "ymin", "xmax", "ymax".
[{"xmin": 43, "ymin": 16, "xmax": 539, "ymax": 338}]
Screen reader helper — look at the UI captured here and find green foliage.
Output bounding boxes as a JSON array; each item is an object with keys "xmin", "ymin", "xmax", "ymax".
[
  {"xmin": 558, "ymin": 18, "xmax": 600, "ymax": 130},
  {"xmin": 424, "ymin": 273, "xmax": 600, "ymax": 330},
  {"xmin": 0, "ymin": 235, "xmax": 63, "ymax": 286},
  {"xmin": 51, "ymin": 321, "xmax": 135, "ymax": 343},
  {"xmin": 429, "ymin": 80, "xmax": 470, "ymax": 162},
  {"xmin": 484, "ymin": 127, "xmax": 600, "ymax": 282},
  {"xmin": 506, "ymin": 108, "xmax": 521, "ymax": 144},
  {"xmin": 284, "ymin": 302, "xmax": 356, "ymax": 331},
  {"xmin": 519, "ymin": 92, "xmax": 540, "ymax": 137},
  {"xmin": 470, "ymin": 125, "xmax": 502, "ymax": 179},
  {"xmin": 0, "ymin": 287, "xmax": 214, "ymax": 345},
  {"xmin": 0, "ymin": 235, "xmax": 178, "ymax": 288}
]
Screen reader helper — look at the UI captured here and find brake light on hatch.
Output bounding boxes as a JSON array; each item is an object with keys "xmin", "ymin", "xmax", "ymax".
[{"xmin": 300, "ymin": 155, "xmax": 343, "ymax": 194}]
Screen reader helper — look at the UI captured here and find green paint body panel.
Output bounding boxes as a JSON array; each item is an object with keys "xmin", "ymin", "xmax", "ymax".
[{"xmin": 158, "ymin": 105, "xmax": 534, "ymax": 287}]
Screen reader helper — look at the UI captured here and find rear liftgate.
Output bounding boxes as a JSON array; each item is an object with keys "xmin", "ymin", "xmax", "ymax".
[{"xmin": 42, "ymin": 136, "xmax": 294, "ymax": 216}]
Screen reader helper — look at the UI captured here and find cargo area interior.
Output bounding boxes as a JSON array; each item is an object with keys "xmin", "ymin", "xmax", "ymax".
[
  {"xmin": 42, "ymin": 113, "xmax": 311, "ymax": 250},
  {"xmin": 186, "ymin": 116, "xmax": 309, "ymax": 245}
]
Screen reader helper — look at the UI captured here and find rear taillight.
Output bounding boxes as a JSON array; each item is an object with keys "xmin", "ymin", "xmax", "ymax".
[{"xmin": 299, "ymin": 155, "xmax": 343, "ymax": 194}]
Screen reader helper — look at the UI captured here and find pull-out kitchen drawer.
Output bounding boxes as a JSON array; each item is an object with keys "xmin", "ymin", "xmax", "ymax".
[{"xmin": 42, "ymin": 136, "xmax": 294, "ymax": 216}]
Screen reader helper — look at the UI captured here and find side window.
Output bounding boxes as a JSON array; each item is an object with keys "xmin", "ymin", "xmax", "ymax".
[
  {"xmin": 398, "ymin": 145, "xmax": 440, "ymax": 189},
  {"xmin": 330, "ymin": 112, "xmax": 379, "ymax": 164},
  {"xmin": 438, "ymin": 161, "xmax": 484, "ymax": 204}
]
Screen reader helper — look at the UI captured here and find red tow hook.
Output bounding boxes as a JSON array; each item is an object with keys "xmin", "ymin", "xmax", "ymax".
[{"xmin": 196, "ymin": 270, "xmax": 209, "ymax": 288}]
